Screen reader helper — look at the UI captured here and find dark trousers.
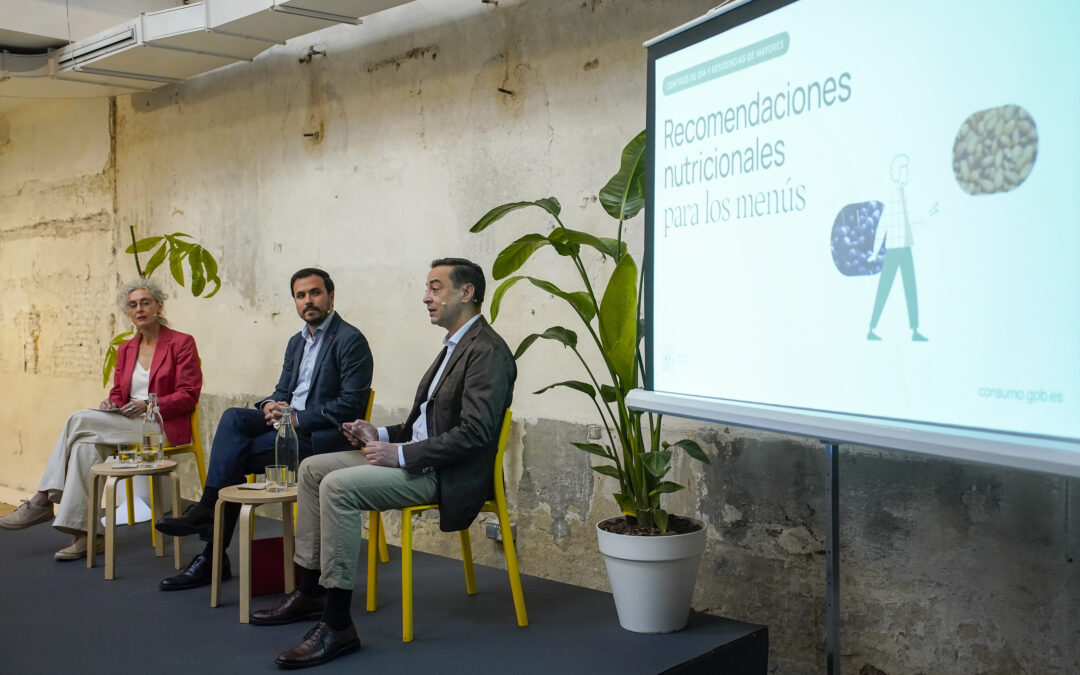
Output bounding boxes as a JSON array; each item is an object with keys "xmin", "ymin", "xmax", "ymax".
[{"xmin": 200, "ymin": 407, "xmax": 313, "ymax": 549}]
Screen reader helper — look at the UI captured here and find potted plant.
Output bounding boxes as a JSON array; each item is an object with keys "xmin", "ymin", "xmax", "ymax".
[{"xmin": 470, "ymin": 131, "xmax": 711, "ymax": 633}]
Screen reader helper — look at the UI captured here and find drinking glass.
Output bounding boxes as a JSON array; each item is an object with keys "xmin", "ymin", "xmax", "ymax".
[
  {"xmin": 266, "ymin": 465, "xmax": 288, "ymax": 492},
  {"xmin": 139, "ymin": 442, "xmax": 163, "ymax": 468},
  {"xmin": 117, "ymin": 442, "xmax": 139, "ymax": 466}
]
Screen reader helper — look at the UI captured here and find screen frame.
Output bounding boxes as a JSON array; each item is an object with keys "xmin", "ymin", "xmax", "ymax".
[{"xmin": 638, "ymin": 0, "xmax": 1080, "ymax": 478}]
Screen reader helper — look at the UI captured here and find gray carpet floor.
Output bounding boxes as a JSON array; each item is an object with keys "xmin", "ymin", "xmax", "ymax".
[{"xmin": 0, "ymin": 512, "xmax": 765, "ymax": 674}]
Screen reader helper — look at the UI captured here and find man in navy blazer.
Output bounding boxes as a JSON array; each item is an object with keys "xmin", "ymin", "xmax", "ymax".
[{"xmin": 155, "ymin": 268, "xmax": 373, "ymax": 591}]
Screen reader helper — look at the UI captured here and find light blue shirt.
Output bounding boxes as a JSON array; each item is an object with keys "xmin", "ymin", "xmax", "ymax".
[
  {"xmin": 379, "ymin": 313, "xmax": 482, "ymax": 468},
  {"xmin": 290, "ymin": 311, "xmax": 334, "ymax": 412}
]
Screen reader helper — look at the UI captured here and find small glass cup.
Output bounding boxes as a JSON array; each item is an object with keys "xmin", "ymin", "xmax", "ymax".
[
  {"xmin": 139, "ymin": 443, "xmax": 163, "ymax": 468},
  {"xmin": 266, "ymin": 465, "xmax": 288, "ymax": 493},
  {"xmin": 117, "ymin": 442, "xmax": 139, "ymax": 467}
]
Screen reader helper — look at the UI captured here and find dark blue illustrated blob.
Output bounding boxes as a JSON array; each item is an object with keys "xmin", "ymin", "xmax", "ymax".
[{"xmin": 830, "ymin": 201, "xmax": 886, "ymax": 276}]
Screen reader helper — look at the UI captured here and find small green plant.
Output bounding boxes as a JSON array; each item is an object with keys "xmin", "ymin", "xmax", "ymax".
[
  {"xmin": 470, "ymin": 131, "xmax": 708, "ymax": 532},
  {"xmin": 102, "ymin": 226, "xmax": 221, "ymax": 386}
]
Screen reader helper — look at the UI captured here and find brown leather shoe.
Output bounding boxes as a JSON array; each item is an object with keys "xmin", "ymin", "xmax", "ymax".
[
  {"xmin": 275, "ymin": 621, "xmax": 360, "ymax": 669},
  {"xmin": 251, "ymin": 589, "xmax": 327, "ymax": 626}
]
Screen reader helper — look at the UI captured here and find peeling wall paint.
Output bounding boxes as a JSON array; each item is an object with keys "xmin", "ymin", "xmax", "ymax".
[{"xmin": 0, "ymin": 2, "xmax": 1076, "ymax": 673}]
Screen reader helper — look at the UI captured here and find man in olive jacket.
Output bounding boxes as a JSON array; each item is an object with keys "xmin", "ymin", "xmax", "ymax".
[{"xmin": 251, "ymin": 258, "xmax": 516, "ymax": 670}]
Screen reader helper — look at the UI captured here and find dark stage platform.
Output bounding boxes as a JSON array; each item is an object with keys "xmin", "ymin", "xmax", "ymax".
[{"xmin": 1, "ymin": 515, "xmax": 767, "ymax": 674}]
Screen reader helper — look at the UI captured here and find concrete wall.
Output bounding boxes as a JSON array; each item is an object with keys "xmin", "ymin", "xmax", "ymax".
[{"xmin": 0, "ymin": 1, "xmax": 1076, "ymax": 673}]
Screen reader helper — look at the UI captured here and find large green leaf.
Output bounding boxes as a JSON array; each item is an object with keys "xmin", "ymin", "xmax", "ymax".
[
  {"xmin": 470, "ymin": 198, "xmax": 561, "ymax": 233},
  {"xmin": 125, "ymin": 236, "xmax": 162, "ymax": 254},
  {"xmin": 642, "ymin": 450, "xmax": 672, "ymax": 478},
  {"xmin": 571, "ymin": 442, "xmax": 613, "ymax": 459},
  {"xmin": 102, "ymin": 331, "xmax": 134, "ymax": 387},
  {"xmin": 590, "ymin": 464, "xmax": 621, "ymax": 480},
  {"xmin": 599, "ymin": 384, "xmax": 619, "ymax": 403},
  {"xmin": 650, "ymin": 481, "xmax": 684, "ymax": 496},
  {"xmin": 514, "ymin": 326, "xmax": 578, "ymax": 359},
  {"xmin": 488, "ymin": 276, "xmax": 525, "ymax": 322},
  {"xmin": 665, "ymin": 439, "xmax": 710, "ymax": 464},
  {"xmin": 492, "ymin": 234, "xmax": 550, "ymax": 280},
  {"xmin": 598, "ymin": 254, "xmax": 638, "ymax": 389},
  {"xmin": 613, "ymin": 492, "xmax": 635, "ymax": 517},
  {"xmin": 599, "ymin": 130, "xmax": 646, "ymax": 221},
  {"xmin": 534, "ymin": 197, "xmax": 562, "ymax": 217},
  {"xmin": 143, "ymin": 244, "xmax": 168, "ymax": 277},
  {"xmin": 168, "ymin": 246, "xmax": 186, "ymax": 286},
  {"xmin": 526, "ymin": 277, "xmax": 596, "ymax": 323},
  {"xmin": 101, "ymin": 348, "xmax": 117, "ymax": 388},
  {"xmin": 533, "ymin": 380, "xmax": 596, "ymax": 399},
  {"xmin": 548, "ymin": 228, "xmax": 626, "ymax": 260},
  {"xmin": 198, "ymin": 245, "xmax": 221, "ymax": 298},
  {"xmin": 189, "ymin": 247, "xmax": 206, "ymax": 296}
]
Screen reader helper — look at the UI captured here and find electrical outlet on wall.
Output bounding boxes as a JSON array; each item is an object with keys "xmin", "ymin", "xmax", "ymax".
[
  {"xmin": 485, "ymin": 520, "xmax": 516, "ymax": 542},
  {"xmin": 586, "ymin": 424, "xmax": 603, "ymax": 441}
]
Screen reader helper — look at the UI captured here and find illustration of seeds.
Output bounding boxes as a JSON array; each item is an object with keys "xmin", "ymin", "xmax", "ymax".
[{"xmin": 953, "ymin": 105, "xmax": 1037, "ymax": 195}]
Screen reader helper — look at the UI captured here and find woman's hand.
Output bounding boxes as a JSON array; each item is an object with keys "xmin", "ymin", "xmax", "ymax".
[
  {"xmin": 119, "ymin": 400, "xmax": 148, "ymax": 418},
  {"xmin": 99, "ymin": 400, "xmax": 118, "ymax": 411}
]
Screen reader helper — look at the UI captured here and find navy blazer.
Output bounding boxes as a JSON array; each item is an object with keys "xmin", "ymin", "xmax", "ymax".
[
  {"xmin": 387, "ymin": 316, "xmax": 515, "ymax": 532},
  {"xmin": 257, "ymin": 313, "xmax": 373, "ymax": 454}
]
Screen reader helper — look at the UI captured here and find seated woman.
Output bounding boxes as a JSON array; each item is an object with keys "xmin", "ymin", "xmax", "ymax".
[{"xmin": 0, "ymin": 278, "xmax": 202, "ymax": 560}]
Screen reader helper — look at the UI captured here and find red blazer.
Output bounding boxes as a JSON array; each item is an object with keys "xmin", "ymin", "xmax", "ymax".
[{"xmin": 109, "ymin": 326, "xmax": 202, "ymax": 446}]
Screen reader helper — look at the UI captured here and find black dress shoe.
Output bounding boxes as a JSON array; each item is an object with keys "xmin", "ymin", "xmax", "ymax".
[
  {"xmin": 251, "ymin": 590, "xmax": 327, "ymax": 626},
  {"xmin": 159, "ymin": 552, "xmax": 231, "ymax": 591},
  {"xmin": 275, "ymin": 621, "xmax": 360, "ymax": 669},
  {"xmin": 155, "ymin": 503, "xmax": 214, "ymax": 537}
]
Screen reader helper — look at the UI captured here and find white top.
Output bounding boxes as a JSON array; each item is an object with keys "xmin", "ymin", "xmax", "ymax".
[
  {"xmin": 130, "ymin": 361, "xmax": 150, "ymax": 402},
  {"xmin": 379, "ymin": 313, "xmax": 484, "ymax": 467}
]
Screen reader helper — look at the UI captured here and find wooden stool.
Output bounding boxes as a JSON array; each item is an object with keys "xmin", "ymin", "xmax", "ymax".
[
  {"xmin": 87, "ymin": 460, "xmax": 182, "ymax": 580},
  {"xmin": 210, "ymin": 484, "xmax": 297, "ymax": 623}
]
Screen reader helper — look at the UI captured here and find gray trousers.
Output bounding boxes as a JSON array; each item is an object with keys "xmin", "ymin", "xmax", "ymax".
[
  {"xmin": 38, "ymin": 409, "xmax": 144, "ymax": 534},
  {"xmin": 294, "ymin": 450, "xmax": 437, "ymax": 590}
]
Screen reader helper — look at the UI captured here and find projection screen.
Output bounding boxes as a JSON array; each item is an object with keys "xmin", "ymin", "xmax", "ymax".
[{"xmin": 630, "ymin": 0, "xmax": 1080, "ymax": 477}]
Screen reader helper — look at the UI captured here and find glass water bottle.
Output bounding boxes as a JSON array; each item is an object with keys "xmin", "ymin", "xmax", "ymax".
[
  {"xmin": 271, "ymin": 406, "xmax": 299, "ymax": 490},
  {"xmin": 141, "ymin": 393, "xmax": 166, "ymax": 467}
]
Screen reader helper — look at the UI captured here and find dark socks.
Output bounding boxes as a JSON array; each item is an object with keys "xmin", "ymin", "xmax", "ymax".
[
  {"xmin": 198, "ymin": 487, "xmax": 219, "ymax": 509},
  {"xmin": 322, "ymin": 588, "xmax": 353, "ymax": 631},
  {"xmin": 299, "ymin": 567, "xmax": 326, "ymax": 598}
]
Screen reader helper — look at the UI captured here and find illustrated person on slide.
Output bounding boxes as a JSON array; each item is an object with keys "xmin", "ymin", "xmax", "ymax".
[{"xmin": 866, "ymin": 153, "xmax": 934, "ymax": 342}]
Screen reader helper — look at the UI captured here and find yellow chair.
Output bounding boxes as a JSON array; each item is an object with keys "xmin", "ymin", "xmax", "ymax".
[
  {"xmin": 365, "ymin": 409, "xmax": 527, "ymax": 642},
  {"xmin": 244, "ymin": 390, "xmax": 388, "ymax": 563}
]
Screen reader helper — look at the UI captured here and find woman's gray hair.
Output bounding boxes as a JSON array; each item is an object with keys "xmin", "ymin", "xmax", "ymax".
[{"xmin": 119, "ymin": 277, "xmax": 169, "ymax": 326}]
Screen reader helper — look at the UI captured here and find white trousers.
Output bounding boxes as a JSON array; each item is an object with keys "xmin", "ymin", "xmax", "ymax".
[{"xmin": 38, "ymin": 410, "xmax": 143, "ymax": 533}]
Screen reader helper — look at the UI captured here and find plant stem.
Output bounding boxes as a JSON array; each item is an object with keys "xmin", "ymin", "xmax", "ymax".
[{"xmin": 129, "ymin": 225, "xmax": 144, "ymax": 277}]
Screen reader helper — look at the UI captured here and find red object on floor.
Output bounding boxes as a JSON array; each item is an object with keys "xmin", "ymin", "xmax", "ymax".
[{"xmin": 251, "ymin": 536, "xmax": 300, "ymax": 596}]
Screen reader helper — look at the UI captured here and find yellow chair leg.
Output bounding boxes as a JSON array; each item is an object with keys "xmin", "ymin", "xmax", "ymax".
[
  {"xmin": 379, "ymin": 522, "xmax": 390, "ymax": 563},
  {"xmin": 365, "ymin": 512, "xmax": 380, "ymax": 612},
  {"xmin": 193, "ymin": 449, "xmax": 207, "ymax": 487},
  {"xmin": 497, "ymin": 507, "xmax": 529, "ymax": 627},
  {"xmin": 459, "ymin": 530, "xmax": 477, "ymax": 595},
  {"xmin": 125, "ymin": 477, "xmax": 136, "ymax": 526},
  {"xmin": 401, "ymin": 511, "xmax": 414, "ymax": 642}
]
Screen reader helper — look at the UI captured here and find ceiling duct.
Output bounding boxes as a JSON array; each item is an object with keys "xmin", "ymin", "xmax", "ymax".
[{"xmin": 1, "ymin": 0, "xmax": 413, "ymax": 99}]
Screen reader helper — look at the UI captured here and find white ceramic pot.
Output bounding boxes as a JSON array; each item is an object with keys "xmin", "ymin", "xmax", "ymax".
[{"xmin": 596, "ymin": 516, "xmax": 707, "ymax": 633}]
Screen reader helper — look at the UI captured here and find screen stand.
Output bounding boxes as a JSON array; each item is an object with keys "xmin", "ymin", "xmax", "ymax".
[{"xmin": 823, "ymin": 441, "xmax": 841, "ymax": 675}]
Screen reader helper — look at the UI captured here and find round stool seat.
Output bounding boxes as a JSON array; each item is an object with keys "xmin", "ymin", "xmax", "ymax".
[
  {"xmin": 91, "ymin": 459, "xmax": 178, "ymax": 477},
  {"xmin": 217, "ymin": 484, "xmax": 297, "ymax": 505}
]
